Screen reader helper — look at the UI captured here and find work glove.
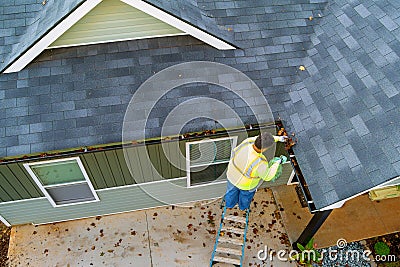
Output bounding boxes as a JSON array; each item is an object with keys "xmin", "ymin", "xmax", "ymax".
[
  {"xmin": 273, "ymin": 135, "xmax": 288, "ymax": 143},
  {"xmin": 278, "ymin": 155, "xmax": 287, "ymax": 164}
]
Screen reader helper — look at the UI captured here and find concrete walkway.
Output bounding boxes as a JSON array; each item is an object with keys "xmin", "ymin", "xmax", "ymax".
[
  {"xmin": 273, "ymin": 185, "xmax": 400, "ymax": 248},
  {"xmin": 8, "ymin": 188, "xmax": 296, "ymax": 267}
]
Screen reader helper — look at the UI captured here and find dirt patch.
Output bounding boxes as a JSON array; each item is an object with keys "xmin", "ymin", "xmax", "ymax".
[
  {"xmin": 365, "ymin": 232, "xmax": 400, "ymax": 267},
  {"xmin": 0, "ymin": 222, "xmax": 10, "ymax": 267}
]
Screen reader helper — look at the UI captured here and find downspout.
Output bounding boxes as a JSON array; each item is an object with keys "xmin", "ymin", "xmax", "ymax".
[{"xmin": 293, "ymin": 209, "xmax": 333, "ymax": 250}]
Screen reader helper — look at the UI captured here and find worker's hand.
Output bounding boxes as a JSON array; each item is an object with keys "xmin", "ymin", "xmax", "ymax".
[
  {"xmin": 278, "ymin": 155, "xmax": 287, "ymax": 164},
  {"xmin": 273, "ymin": 135, "xmax": 288, "ymax": 143}
]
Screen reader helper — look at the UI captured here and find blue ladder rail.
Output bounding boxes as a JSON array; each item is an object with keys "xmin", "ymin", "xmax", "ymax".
[{"xmin": 210, "ymin": 201, "xmax": 250, "ymax": 267}]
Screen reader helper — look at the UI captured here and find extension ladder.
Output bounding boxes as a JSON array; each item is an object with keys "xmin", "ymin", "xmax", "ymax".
[{"xmin": 210, "ymin": 203, "xmax": 250, "ymax": 267}]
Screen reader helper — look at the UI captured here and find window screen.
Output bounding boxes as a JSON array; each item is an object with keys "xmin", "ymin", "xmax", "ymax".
[
  {"xmin": 24, "ymin": 158, "xmax": 99, "ymax": 207},
  {"xmin": 186, "ymin": 137, "xmax": 237, "ymax": 187}
]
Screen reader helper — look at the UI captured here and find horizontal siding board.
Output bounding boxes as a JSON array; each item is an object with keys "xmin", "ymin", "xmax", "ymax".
[
  {"xmin": 0, "ymin": 179, "xmax": 227, "ymax": 225},
  {"xmin": 50, "ymin": 0, "xmax": 182, "ymax": 48},
  {"xmin": 56, "ymin": 29, "xmax": 182, "ymax": 46},
  {"xmin": 68, "ymin": 17, "xmax": 176, "ymax": 32}
]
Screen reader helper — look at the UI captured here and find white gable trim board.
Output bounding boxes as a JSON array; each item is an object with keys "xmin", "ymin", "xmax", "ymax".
[
  {"xmin": 120, "ymin": 0, "xmax": 235, "ymax": 50},
  {"xmin": 4, "ymin": 0, "xmax": 102, "ymax": 73},
  {"xmin": 4, "ymin": 0, "xmax": 235, "ymax": 73}
]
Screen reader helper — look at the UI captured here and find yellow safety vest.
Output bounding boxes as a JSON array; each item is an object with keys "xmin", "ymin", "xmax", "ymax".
[{"xmin": 226, "ymin": 137, "xmax": 279, "ymax": 190}]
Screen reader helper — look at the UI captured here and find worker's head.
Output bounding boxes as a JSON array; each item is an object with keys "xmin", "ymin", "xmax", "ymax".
[{"xmin": 254, "ymin": 132, "xmax": 274, "ymax": 152}]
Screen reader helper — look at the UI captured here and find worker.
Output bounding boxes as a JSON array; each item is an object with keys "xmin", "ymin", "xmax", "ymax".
[{"xmin": 225, "ymin": 132, "xmax": 287, "ymax": 210}]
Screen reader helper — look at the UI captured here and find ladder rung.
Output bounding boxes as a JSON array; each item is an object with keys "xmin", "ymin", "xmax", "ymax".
[
  {"xmin": 224, "ymin": 215, "xmax": 246, "ymax": 224},
  {"xmin": 219, "ymin": 236, "xmax": 243, "ymax": 246},
  {"xmin": 213, "ymin": 255, "xmax": 241, "ymax": 265},
  {"xmin": 221, "ymin": 226, "xmax": 245, "ymax": 235},
  {"xmin": 216, "ymin": 246, "xmax": 242, "ymax": 255}
]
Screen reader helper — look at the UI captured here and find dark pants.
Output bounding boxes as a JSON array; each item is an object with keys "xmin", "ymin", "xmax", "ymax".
[{"xmin": 225, "ymin": 179, "xmax": 256, "ymax": 210}]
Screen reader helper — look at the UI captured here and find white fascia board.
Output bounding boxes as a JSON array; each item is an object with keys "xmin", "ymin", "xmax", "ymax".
[
  {"xmin": 319, "ymin": 175, "xmax": 400, "ymax": 211},
  {"xmin": 120, "ymin": 0, "xmax": 235, "ymax": 50},
  {"xmin": 4, "ymin": 0, "xmax": 102, "ymax": 73}
]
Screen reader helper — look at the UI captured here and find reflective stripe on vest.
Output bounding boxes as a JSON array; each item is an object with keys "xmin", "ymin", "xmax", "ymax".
[
  {"xmin": 231, "ymin": 140, "xmax": 267, "ymax": 179},
  {"xmin": 245, "ymin": 157, "xmax": 264, "ymax": 178}
]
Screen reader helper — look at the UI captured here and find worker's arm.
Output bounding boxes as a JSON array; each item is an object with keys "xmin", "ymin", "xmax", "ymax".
[{"xmin": 255, "ymin": 156, "xmax": 287, "ymax": 182}]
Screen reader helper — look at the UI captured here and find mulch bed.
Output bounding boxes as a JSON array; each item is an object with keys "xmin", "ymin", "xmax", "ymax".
[
  {"xmin": 365, "ymin": 232, "xmax": 400, "ymax": 267},
  {"xmin": 0, "ymin": 223, "xmax": 10, "ymax": 267}
]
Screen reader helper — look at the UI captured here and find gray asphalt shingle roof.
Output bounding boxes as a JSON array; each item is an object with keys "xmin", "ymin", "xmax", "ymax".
[
  {"xmin": 0, "ymin": 0, "xmax": 85, "ymax": 73},
  {"xmin": 1, "ymin": 0, "xmax": 399, "ymax": 210},
  {"xmin": 284, "ymin": 0, "xmax": 400, "ymax": 208}
]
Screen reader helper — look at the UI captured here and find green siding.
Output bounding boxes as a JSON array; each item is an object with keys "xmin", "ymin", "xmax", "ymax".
[
  {"xmin": 0, "ymin": 125, "xmax": 290, "ymax": 202},
  {"xmin": 0, "ymin": 126, "xmax": 292, "ymax": 203},
  {"xmin": 81, "ymin": 153, "xmax": 109, "ymax": 189},
  {"xmin": 49, "ymin": 0, "xmax": 184, "ymax": 48},
  {"xmin": 115, "ymin": 149, "xmax": 135, "ymax": 185},
  {"xmin": 0, "ymin": 126, "xmax": 296, "ymax": 225},
  {"xmin": 0, "ymin": 162, "xmax": 293, "ymax": 225},
  {"xmin": 0, "ymin": 164, "xmax": 43, "ymax": 202}
]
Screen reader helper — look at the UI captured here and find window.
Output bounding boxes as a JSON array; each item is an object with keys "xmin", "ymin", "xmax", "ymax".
[
  {"xmin": 186, "ymin": 137, "xmax": 237, "ymax": 187},
  {"xmin": 24, "ymin": 157, "xmax": 99, "ymax": 207}
]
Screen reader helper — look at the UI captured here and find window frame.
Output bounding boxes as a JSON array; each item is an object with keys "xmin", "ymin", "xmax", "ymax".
[
  {"xmin": 23, "ymin": 157, "xmax": 99, "ymax": 207},
  {"xmin": 185, "ymin": 136, "xmax": 237, "ymax": 188}
]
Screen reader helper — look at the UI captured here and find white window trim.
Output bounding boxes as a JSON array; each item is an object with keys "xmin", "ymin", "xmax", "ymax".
[
  {"xmin": 286, "ymin": 169, "xmax": 299, "ymax": 185},
  {"xmin": 23, "ymin": 157, "xmax": 99, "ymax": 208},
  {"xmin": 186, "ymin": 136, "xmax": 237, "ymax": 188}
]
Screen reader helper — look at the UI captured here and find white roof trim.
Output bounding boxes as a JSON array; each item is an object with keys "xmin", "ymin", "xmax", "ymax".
[
  {"xmin": 120, "ymin": 0, "xmax": 235, "ymax": 50},
  {"xmin": 4, "ymin": 0, "xmax": 102, "ymax": 73},
  {"xmin": 319, "ymin": 175, "xmax": 400, "ymax": 211},
  {"xmin": 4, "ymin": 0, "xmax": 235, "ymax": 73}
]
